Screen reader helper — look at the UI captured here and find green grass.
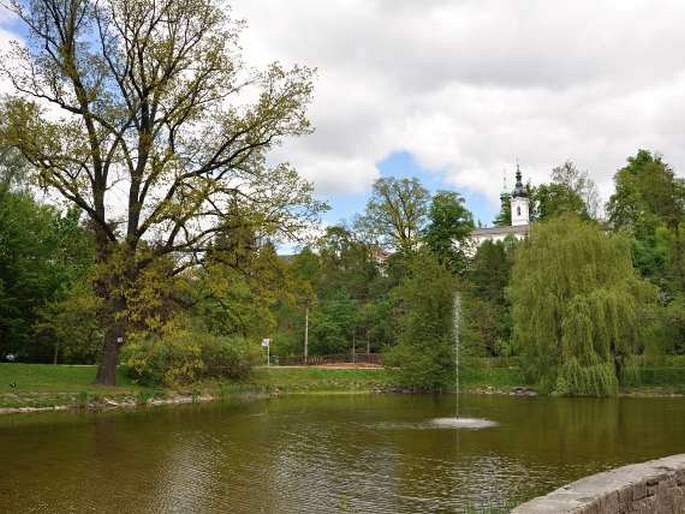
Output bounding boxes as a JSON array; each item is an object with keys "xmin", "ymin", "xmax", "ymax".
[
  {"xmin": 0, "ymin": 363, "xmax": 148, "ymax": 409},
  {"xmin": 0, "ymin": 363, "xmax": 392, "ymax": 409},
  {"xmin": 0, "ymin": 363, "xmax": 138, "ymax": 391},
  {"xmin": 2, "ymin": 358, "xmax": 683, "ymax": 411},
  {"xmin": 244, "ymin": 366, "xmax": 392, "ymax": 393},
  {"xmin": 458, "ymin": 360, "xmax": 529, "ymax": 391}
]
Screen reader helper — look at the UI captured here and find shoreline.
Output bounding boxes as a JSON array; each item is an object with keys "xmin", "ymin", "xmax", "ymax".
[{"xmin": 1, "ymin": 384, "xmax": 683, "ymax": 417}]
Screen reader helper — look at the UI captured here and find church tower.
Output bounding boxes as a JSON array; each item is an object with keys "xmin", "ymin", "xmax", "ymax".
[
  {"xmin": 510, "ymin": 164, "xmax": 530, "ymax": 227},
  {"xmin": 499, "ymin": 170, "xmax": 510, "ymax": 215}
]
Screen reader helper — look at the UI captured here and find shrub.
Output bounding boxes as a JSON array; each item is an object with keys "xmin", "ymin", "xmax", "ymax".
[
  {"xmin": 120, "ymin": 331, "xmax": 204, "ymax": 386},
  {"xmin": 121, "ymin": 331, "xmax": 258, "ymax": 386},
  {"xmin": 201, "ymin": 335, "xmax": 259, "ymax": 379}
]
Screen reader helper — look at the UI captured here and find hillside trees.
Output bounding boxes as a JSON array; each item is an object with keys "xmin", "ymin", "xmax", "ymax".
[
  {"xmin": 607, "ymin": 150, "xmax": 685, "ymax": 294},
  {"xmin": 534, "ymin": 161, "xmax": 599, "ymax": 222},
  {"xmin": 0, "ymin": 180, "xmax": 95, "ymax": 362},
  {"xmin": 424, "ymin": 191, "xmax": 474, "ymax": 275},
  {"xmin": 1, "ymin": 0, "xmax": 324, "ymax": 384},
  {"xmin": 385, "ymin": 250, "xmax": 457, "ymax": 390},
  {"xmin": 510, "ymin": 215, "xmax": 656, "ymax": 396},
  {"xmin": 463, "ymin": 239, "xmax": 514, "ymax": 357},
  {"xmin": 355, "ymin": 177, "xmax": 429, "ymax": 255}
]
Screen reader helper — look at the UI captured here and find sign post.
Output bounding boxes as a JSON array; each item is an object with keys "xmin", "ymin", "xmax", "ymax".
[
  {"xmin": 304, "ymin": 306, "xmax": 309, "ymax": 365},
  {"xmin": 261, "ymin": 338, "xmax": 271, "ymax": 366}
]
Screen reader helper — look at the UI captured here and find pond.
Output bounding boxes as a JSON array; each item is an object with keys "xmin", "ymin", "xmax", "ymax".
[{"xmin": 1, "ymin": 394, "xmax": 684, "ymax": 513}]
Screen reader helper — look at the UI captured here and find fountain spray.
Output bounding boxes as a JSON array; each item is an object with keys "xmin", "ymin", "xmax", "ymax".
[{"xmin": 454, "ymin": 292, "xmax": 461, "ymax": 419}]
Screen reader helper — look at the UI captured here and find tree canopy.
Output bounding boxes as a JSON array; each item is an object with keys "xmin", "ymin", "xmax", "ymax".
[
  {"xmin": 424, "ymin": 191, "xmax": 474, "ymax": 275},
  {"xmin": 355, "ymin": 177, "xmax": 429, "ymax": 254},
  {"xmin": 0, "ymin": 0, "xmax": 325, "ymax": 383},
  {"xmin": 510, "ymin": 215, "xmax": 656, "ymax": 396}
]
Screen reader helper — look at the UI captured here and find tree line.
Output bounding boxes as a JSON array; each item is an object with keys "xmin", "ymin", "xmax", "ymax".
[{"xmin": 1, "ymin": 1, "xmax": 683, "ymax": 395}]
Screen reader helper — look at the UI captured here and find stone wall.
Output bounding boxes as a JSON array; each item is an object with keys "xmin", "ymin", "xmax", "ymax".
[{"xmin": 511, "ymin": 454, "xmax": 685, "ymax": 513}]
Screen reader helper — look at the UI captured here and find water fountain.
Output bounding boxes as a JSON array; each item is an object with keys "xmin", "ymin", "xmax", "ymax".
[{"xmin": 431, "ymin": 293, "xmax": 497, "ymax": 429}]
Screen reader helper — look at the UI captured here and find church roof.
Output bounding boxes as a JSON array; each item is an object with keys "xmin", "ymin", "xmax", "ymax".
[{"xmin": 472, "ymin": 224, "xmax": 529, "ymax": 238}]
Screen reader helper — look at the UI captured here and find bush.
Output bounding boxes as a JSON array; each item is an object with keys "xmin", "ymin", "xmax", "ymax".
[
  {"xmin": 201, "ymin": 335, "xmax": 259, "ymax": 379},
  {"xmin": 121, "ymin": 331, "xmax": 258, "ymax": 386}
]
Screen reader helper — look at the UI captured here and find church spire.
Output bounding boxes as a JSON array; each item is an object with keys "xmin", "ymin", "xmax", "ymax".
[
  {"xmin": 510, "ymin": 162, "xmax": 530, "ymax": 227},
  {"xmin": 500, "ymin": 168, "xmax": 509, "ymax": 199},
  {"xmin": 512, "ymin": 163, "xmax": 528, "ymax": 198}
]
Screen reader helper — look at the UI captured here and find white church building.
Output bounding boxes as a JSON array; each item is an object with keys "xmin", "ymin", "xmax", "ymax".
[{"xmin": 471, "ymin": 165, "xmax": 530, "ymax": 246}]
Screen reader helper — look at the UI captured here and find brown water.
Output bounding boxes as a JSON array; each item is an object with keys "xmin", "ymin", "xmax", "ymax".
[{"xmin": 0, "ymin": 394, "xmax": 684, "ymax": 513}]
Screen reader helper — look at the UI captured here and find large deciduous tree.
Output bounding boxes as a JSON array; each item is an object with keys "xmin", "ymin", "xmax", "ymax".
[
  {"xmin": 533, "ymin": 161, "xmax": 598, "ymax": 222},
  {"xmin": 607, "ymin": 150, "xmax": 685, "ymax": 293},
  {"xmin": 0, "ymin": 0, "xmax": 324, "ymax": 384},
  {"xmin": 607, "ymin": 150, "xmax": 685, "ymax": 234},
  {"xmin": 509, "ymin": 215, "xmax": 656, "ymax": 396},
  {"xmin": 355, "ymin": 177, "xmax": 429, "ymax": 255},
  {"xmin": 424, "ymin": 191, "xmax": 474, "ymax": 275}
]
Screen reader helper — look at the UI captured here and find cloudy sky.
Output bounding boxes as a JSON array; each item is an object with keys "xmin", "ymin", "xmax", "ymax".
[
  {"xmin": 3, "ymin": 1, "xmax": 685, "ymax": 226},
  {"xmin": 230, "ymin": 0, "xmax": 685, "ymax": 225}
]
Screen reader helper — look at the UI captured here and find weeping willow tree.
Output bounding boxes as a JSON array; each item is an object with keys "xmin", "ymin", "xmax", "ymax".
[{"xmin": 510, "ymin": 215, "xmax": 656, "ymax": 396}]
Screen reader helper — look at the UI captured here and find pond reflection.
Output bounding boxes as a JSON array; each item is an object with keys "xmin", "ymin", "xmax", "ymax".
[{"xmin": 1, "ymin": 394, "xmax": 684, "ymax": 513}]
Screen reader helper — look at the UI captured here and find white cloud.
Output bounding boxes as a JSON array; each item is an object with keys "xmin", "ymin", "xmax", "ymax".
[
  {"xmin": 231, "ymin": 0, "xmax": 685, "ymax": 215},
  {"xmin": 3, "ymin": 1, "xmax": 685, "ymax": 219}
]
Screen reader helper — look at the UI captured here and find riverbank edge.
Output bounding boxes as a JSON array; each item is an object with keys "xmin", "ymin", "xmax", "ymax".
[
  {"xmin": 2, "ymin": 363, "xmax": 684, "ymax": 415},
  {"xmin": 1, "ymin": 384, "xmax": 682, "ymax": 416},
  {"xmin": 511, "ymin": 453, "xmax": 685, "ymax": 513},
  {"xmin": 0, "ymin": 390, "xmax": 271, "ymax": 416}
]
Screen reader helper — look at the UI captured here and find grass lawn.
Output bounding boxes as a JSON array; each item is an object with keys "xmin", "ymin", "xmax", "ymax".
[
  {"xmin": 0, "ymin": 363, "xmax": 394, "ymax": 410},
  {"xmin": 0, "ymin": 363, "xmax": 139, "ymax": 391},
  {"xmin": 2, "ymin": 360, "xmax": 679, "ymax": 411},
  {"xmin": 241, "ymin": 366, "xmax": 392, "ymax": 393},
  {"xmin": 0, "ymin": 363, "xmax": 146, "ymax": 409}
]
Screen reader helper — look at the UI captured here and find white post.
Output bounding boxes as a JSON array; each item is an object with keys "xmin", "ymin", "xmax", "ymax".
[
  {"xmin": 262, "ymin": 338, "xmax": 271, "ymax": 366},
  {"xmin": 304, "ymin": 306, "xmax": 309, "ymax": 365}
]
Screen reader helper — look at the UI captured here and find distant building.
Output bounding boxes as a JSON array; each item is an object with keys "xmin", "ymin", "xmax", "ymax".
[{"xmin": 472, "ymin": 165, "xmax": 530, "ymax": 246}]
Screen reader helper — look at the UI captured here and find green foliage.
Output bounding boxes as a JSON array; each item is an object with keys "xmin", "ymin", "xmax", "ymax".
[
  {"xmin": 606, "ymin": 150, "xmax": 685, "ymax": 291},
  {"xmin": 510, "ymin": 215, "xmax": 657, "ymax": 396},
  {"xmin": 309, "ymin": 288, "xmax": 358, "ymax": 355},
  {"xmin": 604, "ymin": 150, "xmax": 685, "ymax": 357},
  {"xmin": 534, "ymin": 183, "xmax": 589, "ymax": 222},
  {"xmin": 121, "ymin": 331, "xmax": 258, "ymax": 386},
  {"xmin": 424, "ymin": 191, "xmax": 475, "ymax": 275},
  {"xmin": 1, "ymin": 0, "xmax": 324, "ymax": 384},
  {"xmin": 121, "ymin": 332, "xmax": 204, "ymax": 386},
  {"xmin": 197, "ymin": 239, "xmax": 289, "ymax": 340},
  {"xmin": 0, "ymin": 180, "xmax": 95, "ymax": 362},
  {"xmin": 201, "ymin": 336, "xmax": 260, "ymax": 379},
  {"xmin": 385, "ymin": 250, "xmax": 456, "ymax": 390},
  {"xmin": 355, "ymin": 177, "xmax": 429, "ymax": 254},
  {"xmin": 493, "ymin": 194, "xmax": 511, "ymax": 227},
  {"xmin": 607, "ymin": 150, "xmax": 685, "ymax": 234},
  {"xmin": 534, "ymin": 160, "xmax": 599, "ymax": 221},
  {"xmin": 35, "ymin": 283, "xmax": 100, "ymax": 364},
  {"xmin": 463, "ymin": 239, "xmax": 515, "ymax": 356},
  {"xmin": 317, "ymin": 225, "xmax": 378, "ymax": 300},
  {"xmin": 275, "ymin": 224, "xmax": 395, "ymax": 360}
]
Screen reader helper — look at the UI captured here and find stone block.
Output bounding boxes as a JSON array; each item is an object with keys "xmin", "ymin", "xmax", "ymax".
[{"xmin": 512, "ymin": 454, "xmax": 685, "ymax": 514}]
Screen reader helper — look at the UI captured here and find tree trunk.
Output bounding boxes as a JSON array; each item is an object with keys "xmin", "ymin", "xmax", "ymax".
[
  {"xmin": 95, "ymin": 297, "xmax": 126, "ymax": 385},
  {"xmin": 93, "ymin": 235, "xmax": 128, "ymax": 386},
  {"xmin": 96, "ymin": 328, "xmax": 120, "ymax": 385}
]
